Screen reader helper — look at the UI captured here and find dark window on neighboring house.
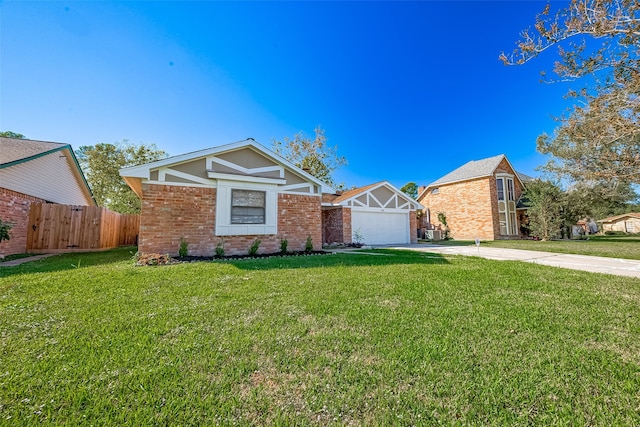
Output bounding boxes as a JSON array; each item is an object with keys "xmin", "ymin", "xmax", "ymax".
[
  {"xmin": 231, "ymin": 190, "xmax": 265, "ymax": 224},
  {"xmin": 496, "ymin": 178, "xmax": 505, "ymax": 200},
  {"xmin": 431, "ymin": 188, "xmax": 439, "ymax": 195}
]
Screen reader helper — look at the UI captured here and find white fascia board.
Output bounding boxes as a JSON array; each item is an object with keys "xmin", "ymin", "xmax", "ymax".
[{"xmin": 207, "ymin": 171, "xmax": 286, "ymax": 185}]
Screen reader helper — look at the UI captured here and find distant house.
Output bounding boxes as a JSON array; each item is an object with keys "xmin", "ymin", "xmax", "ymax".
[
  {"xmin": 417, "ymin": 154, "xmax": 532, "ymax": 241},
  {"xmin": 0, "ymin": 137, "xmax": 95, "ymax": 256},
  {"xmin": 322, "ymin": 181, "xmax": 422, "ymax": 246},
  {"xmin": 598, "ymin": 212, "xmax": 640, "ymax": 234}
]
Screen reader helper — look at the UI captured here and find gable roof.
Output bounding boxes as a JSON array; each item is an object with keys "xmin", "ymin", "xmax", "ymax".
[
  {"xmin": 120, "ymin": 138, "xmax": 336, "ymax": 196},
  {"xmin": 597, "ymin": 212, "xmax": 640, "ymax": 223},
  {"xmin": 0, "ymin": 137, "xmax": 96, "ymax": 205},
  {"xmin": 0, "ymin": 138, "xmax": 68, "ymax": 166},
  {"xmin": 418, "ymin": 154, "xmax": 525, "ymax": 201},
  {"xmin": 328, "ymin": 181, "xmax": 422, "ymax": 210}
]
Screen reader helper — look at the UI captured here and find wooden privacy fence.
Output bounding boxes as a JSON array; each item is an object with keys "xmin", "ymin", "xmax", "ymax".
[{"xmin": 27, "ymin": 203, "xmax": 140, "ymax": 252}]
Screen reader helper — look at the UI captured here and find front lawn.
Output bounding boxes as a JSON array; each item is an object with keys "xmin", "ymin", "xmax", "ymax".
[
  {"xmin": 430, "ymin": 235, "xmax": 640, "ymax": 260},
  {"xmin": 1, "ymin": 247, "xmax": 639, "ymax": 425}
]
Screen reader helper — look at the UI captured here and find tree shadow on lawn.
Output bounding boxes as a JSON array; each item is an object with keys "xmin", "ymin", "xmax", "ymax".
[
  {"xmin": 0, "ymin": 248, "xmax": 450, "ymax": 278},
  {"xmin": 0, "ymin": 246, "xmax": 137, "ymax": 279},
  {"xmin": 226, "ymin": 248, "xmax": 451, "ymax": 271}
]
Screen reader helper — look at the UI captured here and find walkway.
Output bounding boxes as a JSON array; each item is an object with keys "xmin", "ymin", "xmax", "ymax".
[
  {"xmin": 385, "ymin": 244, "xmax": 640, "ymax": 279},
  {"xmin": 0, "ymin": 254, "xmax": 57, "ymax": 268}
]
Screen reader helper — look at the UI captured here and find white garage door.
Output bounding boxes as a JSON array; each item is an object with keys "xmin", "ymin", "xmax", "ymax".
[{"xmin": 351, "ymin": 210, "xmax": 410, "ymax": 245}]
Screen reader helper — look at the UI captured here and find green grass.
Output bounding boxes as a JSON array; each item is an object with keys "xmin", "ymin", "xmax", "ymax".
[
  {"xmin": 1, "ymin": 247, "xmax": 640, "ymax": 425},
  {"xmin": 430, "ymin": 235, "xmax": 640, "ymax": 260}
]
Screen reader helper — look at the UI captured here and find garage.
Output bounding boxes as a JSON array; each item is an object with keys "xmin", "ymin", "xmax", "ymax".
[
  {"xmin": 322, "ymin": 181, "xmax": 422, "ymax": 246},
  {"xmin": 351, "ymin": 209, "xmax": 410, "ymax": 245}
]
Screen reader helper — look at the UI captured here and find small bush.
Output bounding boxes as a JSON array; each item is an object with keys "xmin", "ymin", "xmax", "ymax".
[
  {"xmin": 178, "ymin": 237, "xmax": 189, "ymax": 258},
  {"xmin": 248, "ymin": 238, "xmax": 261, "ymax": 256},
  {"xmin": 605, "ymin": 230, "xmax": 626, "ymax": 236},
  {"xmin": 0, "ymin": 219, "xmax": 13, "ymax": 244},
  {"xmin": 305, "ymin": 235, "xmax": 313, "ymax": 252},
  {"xmin": 280, "ymin": 237, "xmax": 288, "ymax": 254},
  {"xmin": 215, "ymin": 239, "xmax": 225, "ymax": 257}
]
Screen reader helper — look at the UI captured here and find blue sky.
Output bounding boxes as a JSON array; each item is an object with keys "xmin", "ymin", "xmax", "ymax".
[{"xmin": 1, "ymin": 1, "xmax": 577, "ymax": 189}]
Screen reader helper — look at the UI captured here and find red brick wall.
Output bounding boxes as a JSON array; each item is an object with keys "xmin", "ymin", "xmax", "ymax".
[
  {"xmin": 321, "ymin": 207, "xmax": 352, "ymax": 244},
  {"xmin": 139, "ymin": 184, "xmax": 322, "ymax": 256},
  {"xmin": 409, "ymin": 210, "xmax": 418, "ymax": 243},
  {"xmin": 0, "ymin": 188, "xmax": 46, "ymax": 256},
  {"xmin": 277, "ymin": 193, "xmax": 322, "ymax": 252}
]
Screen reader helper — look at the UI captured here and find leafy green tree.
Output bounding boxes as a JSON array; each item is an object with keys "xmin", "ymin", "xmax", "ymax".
[
  {"xmin": 400, "ymin": 182, "xmax": 418, "ymax": 199},
  {"xmin": 563, "ymin": 181, "xmax": 638, "ymax": 223},
  {"xmin": 0, "ymin": 131, "xmax": 25, "ymax": 139},
  {"xmin": 0, "ymin": 219, "xmax": 13, "ymax": 244},
  {"xmin": 523, "ymin": 180, "xmax": 565, "ymax": 241},
  {"xmin": 501, "ymin": 0, "xmax": 640, "ymax": 185},
  {"xmin": 76, "ymin": 141, "xmax": 167, "ymax": 214},
  {"xmin": 272, "ymin": 126, "xmax": 347, "ymax": 189}
]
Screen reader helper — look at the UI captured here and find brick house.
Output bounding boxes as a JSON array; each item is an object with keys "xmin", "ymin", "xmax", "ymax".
[
  {"xmin": 120, "ymin": 139, "xmax": 335, "ymax": 256},
  {"xmin": 322, "ymin": 181, "xmax": 422, "ymax": 246},
  {"xmin": 121, "ymin": 140, "xmax": 422, "ymax": 256},
  {"xmin": 0, "ymin": 137, "xmax": 96, "ymax": 256},
  {"xmin": 417, "ymin": 154, "xmax": 532, "ymax": 241}
]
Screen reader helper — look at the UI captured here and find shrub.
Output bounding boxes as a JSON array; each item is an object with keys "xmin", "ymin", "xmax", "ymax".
[
  {"xmin": 0, "ymin": 219, "xmax": 13, "ymax": 244},
  {"xmin": 280, "ymin": 237, "xmax": 288, "ymax": 254},
  {"xmin": 215, "ymin": 239, "xmax": 225, "ymax": 257},
  {"xmin": 437, "ymin": 212, "xmax": 451, "ymax": 240},
  {"xmin": 248, "ymin": 238, "xmax": 261, "ymax": 256},
  {"xmin": 178, "ymin": 237, "xmax": 189, "ymax": 257},
  {"xmin": 305, "ymin": 235, "xmax": 313, "ymax": 252}
]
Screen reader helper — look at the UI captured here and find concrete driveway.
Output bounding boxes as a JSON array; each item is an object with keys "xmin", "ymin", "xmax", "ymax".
[{"xmin": 385, "ymin": 243, "xmax": 640, "ymax": 279}]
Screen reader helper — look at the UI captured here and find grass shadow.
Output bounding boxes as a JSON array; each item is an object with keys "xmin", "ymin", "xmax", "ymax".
[
  {"xmin": 0, "ymin": 247, "xmax": 450, "ymax": 277},
  {"xmin": 227, "ymin": 248, "xmax": 450, "ymax": 271},
  {"xmin": 0, "ymin": 246, "xmax": 137, "ymax": 278}
]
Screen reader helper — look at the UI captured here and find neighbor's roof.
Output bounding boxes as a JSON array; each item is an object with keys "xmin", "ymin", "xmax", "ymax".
[
  {"xmin": 428, "ymin": 154, "xmax": 508, "ymax": 187},
  {"xmin": 0, "ymin": 137, "xmax": 67, "ymax": 167},
  {"xmin": 597, "ymin": 212, "xmax": 640, "ymax": 223},
  {"xmin": 0, "ymin": 137, "xmax": 95, "ymax": 205}
]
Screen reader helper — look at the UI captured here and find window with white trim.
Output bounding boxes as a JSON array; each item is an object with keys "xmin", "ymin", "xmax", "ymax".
[{"xmin": 231, "ymin": 190, "xmax": 265, "ymax": 224}]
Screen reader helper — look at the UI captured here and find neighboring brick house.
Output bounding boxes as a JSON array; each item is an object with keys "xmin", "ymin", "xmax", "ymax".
[
  {"xmin": 322, "ymin": 181, "xmax": 422, "ymax": 245},
  {"xmin": 417, "ymin": 154, "xmax": 532, "ymax": 241},
  {"xmin": 598, "ymin": 212, "xmax": 640, "ymax": 234},
  {"xmin": 0, "ymin": 137, "xmax": 96, "ymax": 256},
  {"xmin": 120, "ymin": 139, "xmax": 334, "ymax": 256}
]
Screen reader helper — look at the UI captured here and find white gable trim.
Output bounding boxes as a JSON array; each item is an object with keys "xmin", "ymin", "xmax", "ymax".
[
  {"xmin": 158, "ymin": 167, "xmax": 213, "ymax": 186},
  {"xmin": 207, "ymin": 171, "xmax": 287, "ymax": 185},
  {"xmin": 334, "ymin": 181, "xmax": 421, "ymax": 211},
  {"xmin": 208, "ymin": 156, "xmax": 285, "ymax": 178}
]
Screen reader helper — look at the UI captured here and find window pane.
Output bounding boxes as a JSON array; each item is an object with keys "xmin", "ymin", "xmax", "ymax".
[
  {"xmin": 232, "ymin": 190, "xmax": 265, "ymax": 207},
  {"xmin": 231, "ymin": 190, "xmax": 266, "ymax": 224},
  {"xmin": 499, "ymin": 212, "xmax": 507, "ymax": 235},
  {"xmin": 231, "ymin": 207, "xmax": 265, "ymax": 224},
  {"xmin": 507, "ymin": 179, "xmax": 515, "ymax": 201},
  {"xmin": 509, "ymin": 212, "xmax": 517, "ymax": 235},
  {"xmin": 496, "ymin": 178, "xmax": 504, "ymax": 201}
]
